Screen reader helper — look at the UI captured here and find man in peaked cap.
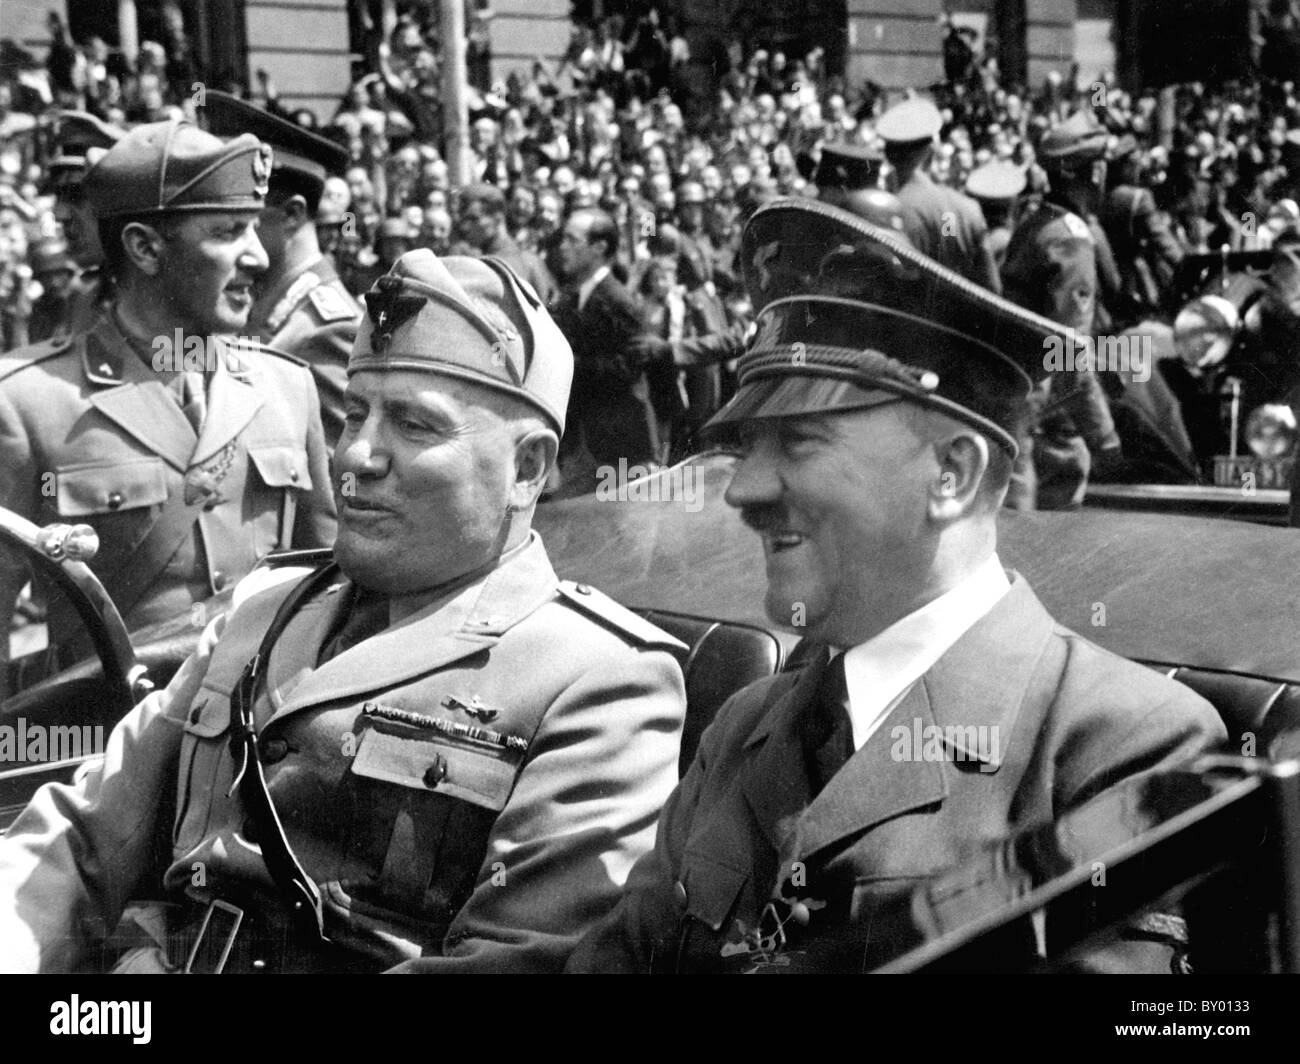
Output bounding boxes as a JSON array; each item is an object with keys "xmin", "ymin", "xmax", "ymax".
[
  {"xmin": 569, "ymin": 200, "xmax": 1223, "ymax": 974},
  {"xmin": 0, "ymin": 118, "xmax": 336, "ymax": 676},
  {"xmin": 1002, "ymin": 109, "xmax": 1125, "ymax": 510},
  {"xmin": 201, "ymin": 91, "xmax": 363, "ymax": 449},
  {"xmin": 40, "ymin": 110, "xmax": 123, "ymax": 337},
  {"xmin": 877, "ymin": 95, "xmax": 1002, "ymax": 292},
  {"xmin": 964, "ymin": 158, "xmax": 1026, "ymax": 271},
  {"xmin": 0, "ymin": 250, "xmax": 686, "ymax": 973}
]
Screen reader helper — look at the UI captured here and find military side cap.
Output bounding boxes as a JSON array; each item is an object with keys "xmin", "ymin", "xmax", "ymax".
[
  {"xmin": 83, "ymin": 118, "xmax": 270, "ymax": 218},
  {"xmin": 201, "ymin": 91, "xmax": 348, "ymax": 191},
  {"xmin": 43, "ymin": 110, "xmax": 123, "ymax": 193},
  {"xmin": 351, "ymin": 250, "xmax": 573, "ymax": 434},
  {"xmin": 1039, "ymin": 110, "xmax": 1109, "ymax": 163},
  {"xmin": 876, "ymin": 97, "xmax": 942, "ymax": 146},
  {"xmin": 706, "ymin": 199, "xmax": 1085, "ymax": 455},
  {"xmin": 814, "ymin": 142, "xmax": 883, "ymax": 191},
  {"xmin": 964, "ymin": 159, "xmax": 1027, "ymax": 202}
]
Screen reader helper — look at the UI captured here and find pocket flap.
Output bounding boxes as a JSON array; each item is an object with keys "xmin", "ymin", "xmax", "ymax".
[
  {"xmin": 183, "ymin": 693, "xmax": 232, "ymax": 738},
  {"xmin": 55, "ymin": 457, "xmax": 168, "ymax": 517},
  {"xmin": 248, "ymin": 444, "xmax": 312, "ymax": 490},
  {"xmin": 682, "ymin": 853, "xmax": 749, "ymax": 931},
  {"xmin": 350, "ymin": 727, "xmax": 517, "ymax": 812}
]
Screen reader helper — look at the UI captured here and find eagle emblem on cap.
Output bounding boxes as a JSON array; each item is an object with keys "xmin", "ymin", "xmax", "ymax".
[
  {"xmin": 364, "ymin": 275, "xmax": 425, "ymax": 353},
  {"xmin": 252, "ymin": 144, "xmax": 272, "ymax": 196}
]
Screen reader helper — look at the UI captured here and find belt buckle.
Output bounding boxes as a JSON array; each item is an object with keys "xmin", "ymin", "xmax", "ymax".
[{"xmin": 184, "ymin": 898, "xmax": 244, "ymax": 974}]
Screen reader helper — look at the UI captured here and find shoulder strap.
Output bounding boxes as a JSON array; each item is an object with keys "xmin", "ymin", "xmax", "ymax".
[
  {"xmin": 227, "ymin": 560, "xmax": 341, "ymax": 942},
  {"xmin": 0, "ymin": 335, "xmax": 73, "ymax": 383},
  {"xmin": 555, "ymin": 580, "xmax": 688, "ymax": 651}
]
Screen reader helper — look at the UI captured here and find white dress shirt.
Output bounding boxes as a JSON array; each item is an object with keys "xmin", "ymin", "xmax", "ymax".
[
  {"xmin": 577, "ymin": 264, "xmax": 611, "ymax": 311},
  {"xmin": 837, "ymin": 554, "xmax": 1011, "ymax": 751}
]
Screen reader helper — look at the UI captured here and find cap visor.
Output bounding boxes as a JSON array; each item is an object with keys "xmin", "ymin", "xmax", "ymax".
[{"xmin": 703, "ymin": 375, "xmax": 898, "ymax": 439}]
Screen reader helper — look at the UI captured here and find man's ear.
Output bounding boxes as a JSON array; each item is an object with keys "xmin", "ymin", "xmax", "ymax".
[
  {"xmin": 509, "ymin": 427, "xmax": 559, "ymax": 510},
  {"xmin": 120, "ymin": 220, "xmax": 167, "ymax": 276},
  {"xmin": 927, "ymin": 429, "xmax": 989, "ymax": 522},
  {"xmin": 282, "ymin": 194, "xmax": 311, "ymax": 226}
]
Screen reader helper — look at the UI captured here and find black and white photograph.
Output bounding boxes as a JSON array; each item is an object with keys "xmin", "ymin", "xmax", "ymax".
[{"xmin": 0, "ymin": 0, "xmax": 1296, "ymax": 1031}]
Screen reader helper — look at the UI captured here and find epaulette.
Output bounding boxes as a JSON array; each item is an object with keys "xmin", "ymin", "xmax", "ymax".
[
  {"xmin": 556, "ymin": 580, "xmax": 688, "ymax": 652},
  {"xmin": 246, "ymin": 340, "xmax": 309, "ymax": 369},
  {"xmin": 307, "ymin": 283, "xmax": 361, "ymax": 324},
  {"xmin": 0, "ymin": 334, "xmax": 74, "ymax": 383}
]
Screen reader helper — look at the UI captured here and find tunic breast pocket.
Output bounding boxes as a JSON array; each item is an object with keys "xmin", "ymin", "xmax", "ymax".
[
  {"xmin": 342, "ymin": 723, "xmax": 525, "ymax": 919},
  {"xmin": 173, "ymin": 689, "xmax": 235, "ymax": 854},
  {"xmin": 53, "ymin": 457, "xmax": 170, "ymax": 552}
]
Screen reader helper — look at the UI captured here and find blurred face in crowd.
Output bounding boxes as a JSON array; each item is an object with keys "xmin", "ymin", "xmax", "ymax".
[
  {"xmin": 54, "ymin": 195, "xmax": 104, "ymax": 268},
  {"xmin": 459, "ymin": 198, "xmax": 501, "ymax": 249},
  {"xmin": 508, "ymin": 185, "xmax": 536, "ymax": 228},
  {"xmin": 700, "ymin": 166, "xmax": 723, "ymax": 197},
  {"xmin": 647, "ymin": 257, "xmax": 676, "ymax": 300},
  {"xmin": 471, "ymin": 118, "xmax": 498, "ymax": 153},
  {"xmin": 555, "ymin": 211, "xmax": 605, "ymax": 283},
  {"xmin": 424, "ymin": 188, "xmax": 448, "ymax": 214},
  {"xmin": 552, "ymin": 166, "xmax": 577, "ymax": 195},
  {"xmin": 321, "ymin": 176, "xmax": 351, "ymax": 218},
  {"xmin": 645, "ymin": 144, "xmax": 669, "ymax": 176},
  {"xmin": 535, "ymin": 191, "xmax": 563, "ymax": 237},
  {"xmin": 346, "ymin": 167, "xmax": 374, "ymax": 208},
  {"xmin": 151, "ymin": 210, "xmax": 269, "ymax": 335},
  {"xmin": 421, "ymin": 207, "xmax": 452, "ymax": 253},
  {"xmin": 334, "ymin": 371, "xmax": 536, "ymax": 595},
  {"xmin": 36, "ymin": 265, "xmax": 75, "ymax": 301}
]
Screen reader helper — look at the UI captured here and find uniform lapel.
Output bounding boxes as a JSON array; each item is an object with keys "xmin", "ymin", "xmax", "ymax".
[
  {"xmin": 789, "ymin": 574, "xmax": 1056, "ymax": 865},
  {"xmin": 267, "ymin": 535, "xmax": 559, "ymax": 725},
  {"xmin": 190, "ymin": 336, "xmax": 265, "ymax": 467},
  {"xmin": 84, "ymin": 317, "xmax": 197, "ymax": 473}
]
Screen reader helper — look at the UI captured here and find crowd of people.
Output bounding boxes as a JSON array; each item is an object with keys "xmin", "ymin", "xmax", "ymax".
[{"xmin": 2, "ymin": 7, "xmax": 1300, "ymax": 492}]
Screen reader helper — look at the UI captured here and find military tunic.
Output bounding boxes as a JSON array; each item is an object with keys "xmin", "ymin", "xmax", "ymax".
[
  {"xmin": 894, "ymin": 171, "xmax": 1002, "ymax": 293},
  {"xmin": 0, "ymin": 535, "xmax": 687, "ymax": 973},
  {"xmin": 0, "ymin": 313, "xmax": 337, "ymax": 652},
  {"xmin": 248, "ymin": 256, "xmax": 361, "ymax": 450}
]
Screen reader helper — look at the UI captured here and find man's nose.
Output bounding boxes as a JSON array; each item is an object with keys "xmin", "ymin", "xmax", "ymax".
[
  {"xmin": 240, "ymin": 228, "xmax": 270, "ymax": 274},
  {"xmin": 335, "ymin": 418, "xmax": 392, "ymax": 483},
  {"xmin": 724, "ymin": 440, "xmax": 781, "ymax": 510}
]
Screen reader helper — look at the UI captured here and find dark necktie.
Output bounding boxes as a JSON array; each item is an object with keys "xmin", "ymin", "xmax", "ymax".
[
  {"xmin": 180, "ymin": 370, "xmax": 207, "ymax": 434},
  {"xmin": 801, "ymin": 651, "xmax": 853, "ymax": 794}
]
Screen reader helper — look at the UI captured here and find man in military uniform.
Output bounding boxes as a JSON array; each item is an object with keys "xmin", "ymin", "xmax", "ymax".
[
  {"xmin": 964, "ymin": 158, "xmax": 1026, "ymax": 272},
  {"xmin": 878, "ymin": 96, "xmax": 1001, "ymax": 293},
  {"xmin": 0, "ymin": 251, "xmax": 686, "ymax": 974},
  {"xmin": 202, "ymin": 92, "xmax": 363, "ymax": 450},
  {"xmin": 41, "ymin": 110, "xmax": 123, "ymax": 338},
  {"xmin": 0, "ymin": 119, "xmax": 336, "ymax": 664},
  {"xmin": 568, "ymin": 201, "xmax": 1223, "ymax": 974},
  {"xmin": 1001, "ymin": 111, "xmax": 1123, "ymax": 509}
]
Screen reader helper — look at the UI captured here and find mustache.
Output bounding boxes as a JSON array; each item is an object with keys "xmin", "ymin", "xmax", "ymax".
[{"xmin": 740, "ymin": 504, "xmax": 789, "ymax": 535}]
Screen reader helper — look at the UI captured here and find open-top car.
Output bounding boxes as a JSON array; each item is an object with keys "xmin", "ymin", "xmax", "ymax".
[{"xmin": 4, "ymin": 452, "xmax": 1300, "ymax": 970}]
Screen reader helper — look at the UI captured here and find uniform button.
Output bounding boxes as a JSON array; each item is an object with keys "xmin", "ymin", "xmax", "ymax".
[
  {"xmin": 674, "ymin": 880, "xmax": 688, "ymax": 909},
  {"xmin": 260, "ymin": 737, "xmax": 289, "ymax": 763},
  {"xmin": 289, "ymin": 468, "xmax": 299, "ymax": 483},
  {"xmin": 212, "ymin": 571, "xmax": 228, "ymax": 591},
  {"xmin": 106, "ymin": 492, "xmax": 124, "ymax": 510},
  {"xmin": 423, "ymin": 756, "xmax": 448, "ymax": 788},
  {"xmin": 575, "ymin": 583, "xmax": 592, "ymax": 595}
]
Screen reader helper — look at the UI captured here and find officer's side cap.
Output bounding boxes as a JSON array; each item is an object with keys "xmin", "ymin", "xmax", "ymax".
[
  {"xmin": 350, "ymin": 250, "xmax": 573, "ymax": 435},
  {"xmin": 201, "ymin": 91, "xmax": 349, "ymax": 190},
  {"xmin": 83, "ymin": 118, "xmax": 270, "ymax": 218}
]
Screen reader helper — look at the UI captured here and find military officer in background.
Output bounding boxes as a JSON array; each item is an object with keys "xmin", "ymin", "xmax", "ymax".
[
  {"xmin": 39, "ymin": 110, "xmax": 123, "ymax": 338},
  {"xmin": 964, "ymin": 159, "xmax": 1026, "ymax": 272},
  {"xmin": 0, "ymin": 118, "xmax": 336, "ymax": 667},
  {"xmin": 568, "ymin": 200, "xmax": 1223, "ymax": 974},
  {"xmin": 1001, "ymin": 111, "xmax": 1123, "ymax": 509},
  {"xmin": 202, "ymin": 92, "xmax": 363, "ymax": 450},
  {"xmin": 0, "ymin": 250, "xmax": 686, "ymax": 974},
  {"xmin": 878, "ymin": 96, "xmax": 1002, "ymax": 293}
]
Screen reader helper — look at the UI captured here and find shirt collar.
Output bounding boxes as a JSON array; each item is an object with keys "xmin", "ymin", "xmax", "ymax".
[
  {"xmin": 838, "ymin": 553, "xmax": 1011, "ymax": 750},
  {"xmin": 577, "ymin": 264, "xmax": 611, "ymax": 311}
]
